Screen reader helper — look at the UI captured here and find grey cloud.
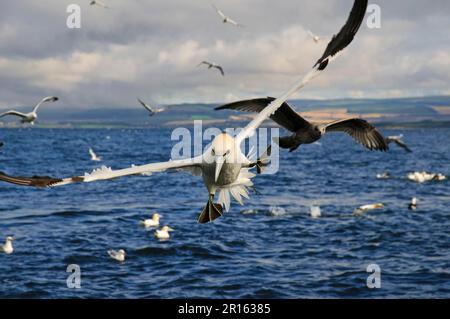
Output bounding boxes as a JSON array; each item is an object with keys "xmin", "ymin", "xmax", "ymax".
[{"xmin": 0, "ymin": 0, "xmax": 449, "ymax": 108}]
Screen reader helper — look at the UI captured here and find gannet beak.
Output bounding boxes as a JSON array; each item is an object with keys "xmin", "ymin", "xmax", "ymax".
[
  {"xmin": 215, "ymin": 156, "xmax": 225, "ymax": 182},
  {"xmin": 168, "ymin": 227, "xmax": 174, "ymax": 231}
]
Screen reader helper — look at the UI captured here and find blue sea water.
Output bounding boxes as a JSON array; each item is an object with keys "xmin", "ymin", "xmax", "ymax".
[{"xmin": 0, "ymin": 127, "xmax": 449, "ymax": 298}]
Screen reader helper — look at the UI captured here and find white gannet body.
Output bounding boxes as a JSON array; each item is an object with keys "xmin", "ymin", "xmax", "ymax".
[
  {"xmin": 140, "ymin": 213, "xmax": 161, "ymax": 228},
  {"xmin": 89, "ymin": 148, "xmax": 102, "ymax": 162},
  {"xmin": 310, "ymin": 206, "xmax": 321, "ymax": 218},
  {"xmin": 353, "ymin": 203, "xmax": 384, "ymax": 216},
  {"xmin": 154, "ymin": 226, "xmax": 174, "ymax": 239},
  {"xmin": 0, "ymin": 96, "xmax": 58, "ymax": 125},
  {"xmin": 0, "ymin": 236, "xmax": 14, "ymax": 254},
  {"xmin": 108, "ymin": 249, "xmax": 125, "ymax": 262},
  {"xmin": 407, "ymin": 172, "xmax": 447, "ymax": 184}
]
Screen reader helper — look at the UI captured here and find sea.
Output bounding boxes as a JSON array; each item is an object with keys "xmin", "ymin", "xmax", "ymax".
[{"xmin": 0, "ymin": 127, "xmax": 449, "ymax": 298}]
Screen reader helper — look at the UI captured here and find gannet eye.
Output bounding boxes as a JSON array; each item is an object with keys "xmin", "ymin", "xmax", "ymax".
[
  {"xmin": 211, "ymin": 149, "xmax": 215, "ymax": 156},
  {"xmin": 224, "ymin": 150, "xmax": 230, "ymax": 156}
]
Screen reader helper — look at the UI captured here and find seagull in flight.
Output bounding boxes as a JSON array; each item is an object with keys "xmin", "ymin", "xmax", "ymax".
[
  {"xmin": 0, "ymin": 0, "xmax": 369, "ymax": 224},
  {"xmin": 212, "ymin": 4, "xmax": 244, "ymax": 27},
  {"xmin": 137, "ymin": 98, "xmax": 165, "ymax": 117},
  {"xmin": 0, "ymin": 96, "xmax": 59, "ymax": 125},
  {"xmin": 197, "ymin": 61, "xmax": 225, "ymax": 76},
  {"xmin": 89, "ymin": 148, "xmax": 102, "ymax": 162},
  {"xmin": 385, "ymin": 134, "xmax": 412, "ymax": 153},
  {"xmin": 307, "ymin": 30, "xmax": 322, "ymax": 43},
  {"xmin": 217, "ymin": 98, "xmax": 388, "ymax": 152},
  {"xmin": 90, "ymin": 0, "xmax": 109, "ymax": 8}
]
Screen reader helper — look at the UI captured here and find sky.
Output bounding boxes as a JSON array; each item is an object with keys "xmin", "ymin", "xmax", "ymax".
[{"xmin": 1, "ymin": 0, "xmax": 450, "ymax": 109}]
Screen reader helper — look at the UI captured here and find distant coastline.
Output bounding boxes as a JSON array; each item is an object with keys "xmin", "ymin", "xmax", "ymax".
[{"xmin": 1, "ymin": 96, "xmax": 449, "ymax": 129}]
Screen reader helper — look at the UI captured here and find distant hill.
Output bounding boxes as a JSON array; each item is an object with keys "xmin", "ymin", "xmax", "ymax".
[{"xmin": 1, "ymin": 96, "xmax": 449, "ymax": 128}]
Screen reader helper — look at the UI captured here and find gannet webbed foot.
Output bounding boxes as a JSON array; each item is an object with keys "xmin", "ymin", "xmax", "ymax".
[
  {"xmin": 249, "ymin": 145, "xmax": 272, "ymax": 174},
  {"xmin": 198, "ymin": 195, "xmax": 223, "ymax": 224}
]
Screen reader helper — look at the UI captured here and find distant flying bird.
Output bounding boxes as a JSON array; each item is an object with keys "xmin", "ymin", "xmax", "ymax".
[
  {"xmin": 154, "ymin": 226, "xmax": 174, "ymax": 240},
  {"xmin": 89, "ymin": 148, "xmax": 102, "ymax": 162},
  {"xmin": 197, "ymin": 61, "xmax": 225, "ymax": 76},
  {"xmin": 0, "ymin": 96, "xmax": 59, "ymax": 125},
  {"xmin": 307, "ymin": 30, "xmax": 322, "ymax": 43},
  {"xmin": 0, "ymin": 0, "xmax": 368, "ymax": 224},
  {"xmin": 217, "ymin": 97, "xmax": 388, "ymax": 152},
  {"xmin": 212, "ymin": 4, "xmax": 243, "ymax": 27},
  {"xmin": 140, "ymin": 213, "xmax": 161, "ymax": 228},
  {"xmin": 90, "ymin": 0, "xmax": 109, "ymax": 8},
  {"xmin": 137, "ymin": 98, "xmax": 165, "ymax": 116},
  {"xmin": 353, "ymin": 203, "xmax": 384, "ymax": 216},
  {"xmin": 108, "ymin": 249, "xmax": 125, "ymax": 262},
  {"xmin": 0, "ymin": 236, "xmax": 14, "ymax": 255},
  {"xmin": 385, "ymin": 135, "xmax": 412, "ymax": 153}
]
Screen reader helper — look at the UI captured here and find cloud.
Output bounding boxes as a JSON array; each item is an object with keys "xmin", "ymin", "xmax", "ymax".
[{"xmin": 0, "ymin": 0, "xmax": 449, "ymax": 108}]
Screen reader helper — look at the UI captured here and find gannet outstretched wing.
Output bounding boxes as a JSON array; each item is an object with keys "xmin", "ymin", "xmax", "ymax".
[
  {"xmin": 236, "ymin": 0, "xmax": 368, "ymax": 144},
  {"xmin": 32, "ymin": 96, "xmax": 59, "ymax": 113},
  {"xmin": 137, "ymin": 98, "xmax": 156, "ymax": 114},
  {"xmin": 0, "ymin": 110, "xmax": 28, "ymax": 119},
  {"xmin": 0, "ymin": 156, "xmax": 203, "ymax": 188}
]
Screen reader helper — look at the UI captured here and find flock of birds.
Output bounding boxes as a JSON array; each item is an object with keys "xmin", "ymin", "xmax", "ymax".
[{"xmin": 0, "ymin": 1, "xmax": 446, "ymax": 263}]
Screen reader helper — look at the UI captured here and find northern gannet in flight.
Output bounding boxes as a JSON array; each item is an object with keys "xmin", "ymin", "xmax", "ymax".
[
  {"xmin": 137, "ymin": 98, "xmax": 165, "ymax": 117},
  {"xmin": 217, "ymin": 98, "xmax": 388, "ymax": 152},
  {"xmin": 0, "ymin": 236, "xmax": 14, "ymax": 254},
  {"xmin": 0, "ymin": 0, "xmax": 369, "ymax": 224},
  {"xmin": 154, "ymin": 226, "xmax": 174, "ymax": 239},
  {"xmin": 353, "ymin": 203, "xmax": 384, "ymax": 216},
  {"xmin": 385, "ymin": 135, "xmax": 412, "ymax": 153},
  {"xmin": 90, "ymin": 0, "xmax": 109, "ymax": 8},
  {"xmin": 197, "ymin": 61, "xmax": 225, "ymax": 76},
  {"xmin": 108, "ymin": 249, "xmax": 125, "ymax": 262},
  {"xmin": 212, "ymin": 4, "xmax": 243, "ymax": 27},
  {"xmin": 89, "ymin": 148, "xmax": 102, "ymax": 162},
  {"xmin": 140, "ymin": 213, "xmax": 161, "ymax": 228},
  {"xmin": 0, "ymin": 96, "xmax": 59, "ymax": 125}
]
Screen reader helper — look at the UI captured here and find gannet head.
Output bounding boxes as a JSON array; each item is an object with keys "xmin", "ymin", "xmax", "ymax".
[
  {"xmin": 152, "ymin": 213, "xmax": 161, "ymax": 221},
  {"xmin": 161, "ymin": 226, "xmax": 174, "ymax": 232},
  {"xmin": 43, "ymin": 96, "xmax": 59, "ymax": 103},
  {"xmin": 210, "ymin": 133, "xmax": 236, "ymax": 182},
  {"xmin": 6, "ymin": 236, "xmax": 14, "ymax": 242},
  {"xmin": 118, "ymin": 249, "xmax": 125, "ymax": 256}
]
